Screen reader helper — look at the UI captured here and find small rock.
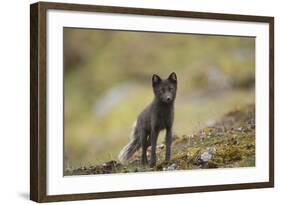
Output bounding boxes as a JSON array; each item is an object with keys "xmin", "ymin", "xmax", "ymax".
[
  {"xmin": 200, "ymin": 151, "xmax": 212, "ymax": 162},
  {"xmin": 237, "ymin": 127, "xmax": 242, "ymax": 131},
  {"xmin": 167, "ymin": 163, "xmax": 177, "ymax": 171},
  {"xmin": 157, "ymin": 144, "xmax": 165, "ymax": 149},
  {"xmin": 208, "ymin": 147, "xmax": 216, "ymax": 154}
]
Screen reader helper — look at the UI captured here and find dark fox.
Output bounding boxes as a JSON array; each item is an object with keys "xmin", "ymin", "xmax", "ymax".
[{"xmin": 118, "ymin": 72, "xmax": 177, "ymax": 167}]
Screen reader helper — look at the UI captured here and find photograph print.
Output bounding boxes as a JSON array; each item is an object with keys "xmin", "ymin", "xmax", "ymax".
[{"xmin": 63, "ymin": 28, "xmax": 255, "ymax": 176}]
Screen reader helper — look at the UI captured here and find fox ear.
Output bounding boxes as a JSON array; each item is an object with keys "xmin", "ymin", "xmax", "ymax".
[
  {"xmin": 152, "ymin": 74, "xmax": 162, "ymax": 86},
  {"xmin": 168, "ymin": 72, "xmax": 177, "ymax": 83}
]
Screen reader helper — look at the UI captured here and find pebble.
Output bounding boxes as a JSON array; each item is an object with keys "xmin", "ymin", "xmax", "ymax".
[
  {"xmin": 200, "ymin": 151, "xmax": 212, "ymax": 162},
  {"xmin": 157, "ymin": 144, "xmax": 165, "ymax": 149},
  {"xmin": 166, "ymin": 163, "xmax": 177, "ymax": 171}
]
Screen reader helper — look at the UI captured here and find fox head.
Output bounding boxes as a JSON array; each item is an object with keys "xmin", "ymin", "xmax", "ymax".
[{"xmin": 152, "ymin": 72, "xmax": 177, "ymax": 104}]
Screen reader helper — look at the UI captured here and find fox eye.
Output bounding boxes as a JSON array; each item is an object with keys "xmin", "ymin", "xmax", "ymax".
[{"xmin": 168, "ymin": 87, "xmax": 174, "ymax": 91}]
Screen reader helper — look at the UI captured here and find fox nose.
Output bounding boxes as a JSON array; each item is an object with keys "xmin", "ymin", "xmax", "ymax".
[{"xmin": 167, "ymin": 97, "xmax": 171, "ymax": 101}]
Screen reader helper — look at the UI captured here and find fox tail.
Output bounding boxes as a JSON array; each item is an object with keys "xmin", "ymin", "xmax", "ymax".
[{"xmin": 118, "ymin": 121, "xmax": 141, "ymax": 164}]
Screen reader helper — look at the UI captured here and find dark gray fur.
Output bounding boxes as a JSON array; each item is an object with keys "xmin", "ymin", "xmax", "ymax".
[{"xmin": 118, "ymin": 72, "xmax": 177, "ymax": 167}]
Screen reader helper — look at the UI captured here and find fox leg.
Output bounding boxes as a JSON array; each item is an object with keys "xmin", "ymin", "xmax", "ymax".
[
  {"xmin": 150, "ymin": 129, "xmax": 159, "ymax": 167},
  {"xmin": 141, "ymin": 133, "xmax": 148, "ymax": 165},
  {"xmin": 165, "ymin": 128, "xmax": 172, "ymax": 161}
]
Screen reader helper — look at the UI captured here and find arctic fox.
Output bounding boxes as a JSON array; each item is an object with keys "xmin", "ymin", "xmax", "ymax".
[{"xmin": 118, "ymin": 72, "xmax": 177, "ymax": 167}]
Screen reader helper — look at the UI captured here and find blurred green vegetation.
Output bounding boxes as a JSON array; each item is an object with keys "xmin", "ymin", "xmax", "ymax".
[{"xmin": 63, "ymin": 28, "xmax": 255, "ymax": 169}]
